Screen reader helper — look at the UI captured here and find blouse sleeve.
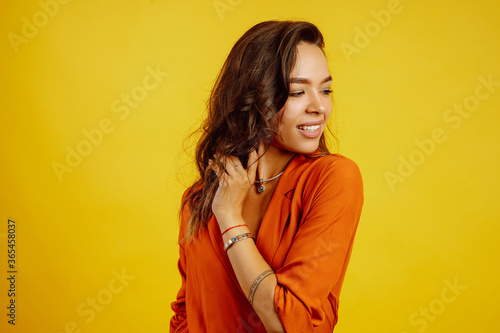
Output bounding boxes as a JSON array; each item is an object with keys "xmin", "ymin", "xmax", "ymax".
[
  {"xmin": 274, "ymin": 156, "xmax": 364, "ymax": 331},
  {"xmin": 170, "ymin": 242, "xmax": 188, "ymax": 332},
  {"xmin": 170, "ymin": 197, "xmax": 190, "ymax": 332}
]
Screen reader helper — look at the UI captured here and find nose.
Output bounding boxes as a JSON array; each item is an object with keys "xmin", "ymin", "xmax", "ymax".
[{"xmin": 306, "ymin": 91, "xmax": 326, "ymax": 114}]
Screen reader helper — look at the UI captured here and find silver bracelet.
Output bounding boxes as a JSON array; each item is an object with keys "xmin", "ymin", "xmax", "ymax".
[{"xmin": 224, "ymin": 233, "xmax": 254, "ymax": 252}]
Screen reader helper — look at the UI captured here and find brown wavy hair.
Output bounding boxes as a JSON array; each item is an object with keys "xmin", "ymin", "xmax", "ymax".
[{"xmin": 182, "ymin": 20, "xmax": 332, "ymax": 240}]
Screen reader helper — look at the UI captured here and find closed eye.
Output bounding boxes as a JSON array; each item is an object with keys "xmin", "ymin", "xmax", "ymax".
[
  {"xmin": 289, "ymin": 91, "xmax": 304, "ymax": 97},
  {"xmin": 289, "ymin": 89, "xmax": 332, "ymax": 97}
]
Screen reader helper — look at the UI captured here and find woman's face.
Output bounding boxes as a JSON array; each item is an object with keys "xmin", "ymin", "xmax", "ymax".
[{"xmin": 272, "ymin": 42, "xmax": 333, "ymax": 154}]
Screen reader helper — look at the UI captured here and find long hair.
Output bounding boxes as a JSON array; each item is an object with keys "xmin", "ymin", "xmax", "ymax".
[{"xmin": 182, "ymin": 20, "xmax": 330, "ymax": 240}]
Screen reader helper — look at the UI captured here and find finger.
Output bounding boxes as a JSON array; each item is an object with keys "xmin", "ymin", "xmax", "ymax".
[
  {"xmin": 220, "ymin": 155, "xmax": 239, "ymax": 178},
  {"xmin": 229, "ymin": 155, "xmax": 243, "ymax": 171},
  {"xmin": 209, "ymin": 158, "xmax": 223, "ymax": 179},
  {"xmin": 213, "ymin": 153, "xmax": 225, "ymax": 168},
  {"xmin": 214, "ymin": 154, "xmax": 231, "ymax": 176}
]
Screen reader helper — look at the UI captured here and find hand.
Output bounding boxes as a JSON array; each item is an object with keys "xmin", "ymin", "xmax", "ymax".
[{"xmin": 209, "ymin": 150, "xmax": 259, "ymax": 229}]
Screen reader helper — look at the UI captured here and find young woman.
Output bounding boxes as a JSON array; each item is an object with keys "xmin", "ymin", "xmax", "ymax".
[{"xmin": 170, "ymin": 21, "xmax": 363, "ymax": 332}]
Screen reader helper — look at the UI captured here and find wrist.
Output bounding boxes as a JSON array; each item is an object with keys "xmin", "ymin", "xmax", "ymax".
[
  {"xmin": 222, "ymin": 226, "xmax": 251, "ymax": 244},
  {"xmin": 221, "ymin": 224, "xmax": 248, "ymax": 236},
  {"xmin": 214, "ymin": 212, "xmax": 245, "ymax": 231}
]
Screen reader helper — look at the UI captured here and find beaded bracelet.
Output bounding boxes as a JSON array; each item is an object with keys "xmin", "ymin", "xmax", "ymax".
[{"xmin": 224, "ymin": 233, "xmax": 253, "ymax": 252}]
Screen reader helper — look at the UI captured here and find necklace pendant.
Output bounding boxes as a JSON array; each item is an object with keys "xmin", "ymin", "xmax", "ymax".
[{"xmin": 254, "ymin": 170, "xmax": 285, "ymax": 194}]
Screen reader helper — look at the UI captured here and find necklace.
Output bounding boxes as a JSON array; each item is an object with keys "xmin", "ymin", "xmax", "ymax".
[{"xmin": 255, "ymin": 171, "xmax": 284, "ymax": 194}]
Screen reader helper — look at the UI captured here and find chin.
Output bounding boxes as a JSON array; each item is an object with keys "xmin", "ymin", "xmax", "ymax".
[
  {"xmin": 271, "ymin": 137, "xmax": 321, "ymax": 155},
  {"xmin": 299, "ymin": 147, "xmax": 320, "ymax": 154},
  {"xmin": 286, "ymin": 142, "xmax": 321, "ymax": 155}
]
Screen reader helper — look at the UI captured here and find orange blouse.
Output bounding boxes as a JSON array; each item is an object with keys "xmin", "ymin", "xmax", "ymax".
[{"xmin": 170, "ymin": 153, "xmax": 364, "ymax": 332}]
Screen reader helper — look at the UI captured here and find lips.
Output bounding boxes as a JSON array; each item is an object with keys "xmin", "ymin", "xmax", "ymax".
[
  {"xmin": 296, "ymin": 124, "xmax": 320, "ymax": 132},
  {"xmin": 296, "ymin": 120, "xmax": 323, "ymax": 138}
]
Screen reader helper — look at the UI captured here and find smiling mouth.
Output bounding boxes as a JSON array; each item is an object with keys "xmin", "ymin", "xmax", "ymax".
[{"xmin": 296, "ymin": 125, "xmax": 320, "ymax": 132}]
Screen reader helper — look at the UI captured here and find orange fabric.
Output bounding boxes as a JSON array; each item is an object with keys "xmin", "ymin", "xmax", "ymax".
[{"xmin": 170, "ymin": 154, "xmax": 363, "ymax": 332}]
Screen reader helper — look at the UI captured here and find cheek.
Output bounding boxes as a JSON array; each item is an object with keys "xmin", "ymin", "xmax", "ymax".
[
  {"xmin": 278, "ymin": 104, "xmax": 303, "ymax": 131},
  {"xmin": 278, "ymin": 116, "xmax": 298, "ymax": 139},
  {"xmin": 325, "ymin": 109, "xmax": 332, "ymax": 122},
  {"xmin": 321, "ymin": 104, "xmax": 333, "ymax": 124},
  {"xmin": 274, "ymin": 116, "xmax": 295, "ymax": 147}
]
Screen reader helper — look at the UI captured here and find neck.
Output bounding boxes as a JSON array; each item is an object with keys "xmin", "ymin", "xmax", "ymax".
[{"xmin": 256, "ymin": 145, "xmax": 295, "ymax": 182}]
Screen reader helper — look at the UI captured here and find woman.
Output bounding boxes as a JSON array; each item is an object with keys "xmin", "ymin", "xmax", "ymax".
[{"xmin": 170, "ymin": 20, "xmax": 363, "ymax": 332}]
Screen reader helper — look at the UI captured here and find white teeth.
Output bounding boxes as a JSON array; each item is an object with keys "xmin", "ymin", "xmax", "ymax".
[{"xmin": 297, "ymin": 125, "xmax": 320, "ymax": 132}]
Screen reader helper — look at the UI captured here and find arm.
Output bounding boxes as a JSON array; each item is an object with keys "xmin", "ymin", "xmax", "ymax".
[
  {"xmin": 221, "ymin": 222, "xmax": 284, "ymax": 332},
  {"xmin": 274, "ymin": 156, "xmax": 363, "ymax": 331},
  {"xmin": 211, "ymin": 151, "xmax": 285, "ymax": 332},
  {"xmin": 213, "ymin": 154, "xmax": 363, "ymax": 331}
]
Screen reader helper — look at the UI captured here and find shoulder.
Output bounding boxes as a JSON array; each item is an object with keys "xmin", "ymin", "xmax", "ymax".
[
  {"xmin": 294, "ymin": 153, "xmax": 362, "ymax": 186},
  {"xmin": 177, "ymin": 185, "xmax": 200, "ymax": 244},
  {"xmin": 308, "ymin": 153, "xmax": 360, "ymax": 174},
  {"xmin": 288, "ymin": 154, "xmax": 363, "ymax": 203}
]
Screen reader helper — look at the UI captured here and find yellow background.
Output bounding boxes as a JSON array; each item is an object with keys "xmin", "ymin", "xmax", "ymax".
[{"xmin": 1, "ymin": 0, "xmax": 499, "ymax": 332}]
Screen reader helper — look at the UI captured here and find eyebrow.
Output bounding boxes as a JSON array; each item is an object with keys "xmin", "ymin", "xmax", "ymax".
[{"xmin": 290, "ymin": 75, "xmax": 332, "ymax": 84}]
